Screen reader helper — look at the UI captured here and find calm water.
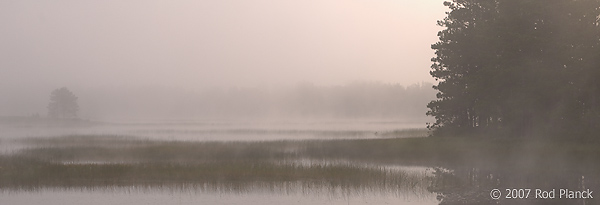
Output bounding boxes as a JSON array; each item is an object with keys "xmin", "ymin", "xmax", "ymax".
[
  {"xmin": 0, "ymin": 119, "xmax": 426, "ymax": 142},
  {"xmin": 0, "ymin": 119, "xmax": 427, "ymax": 154},
  {"xmin": 0, "ymin": 119, "xmax": 439, "ymax": 205},
  {"xmin": 1, "ymin": 119, "xmax": 598, "ymax": 205}
]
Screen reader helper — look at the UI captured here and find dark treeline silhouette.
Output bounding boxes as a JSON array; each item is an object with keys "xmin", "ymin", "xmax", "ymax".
[{"xmin": 427, "ymin": 0, "xmax": 600, "ymax": 138}]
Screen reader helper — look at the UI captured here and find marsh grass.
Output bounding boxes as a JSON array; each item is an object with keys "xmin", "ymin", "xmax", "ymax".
[
  {"xmin": 7, "ymin": 133, "xmax": 600, "ymax": 200},
  {"xmin": 0, "ymin": 155, "xmax": 431, "ymax": 193},
  {"xmin": 16, "ymin": 134, "xmax": 600, "ymax": 169}
]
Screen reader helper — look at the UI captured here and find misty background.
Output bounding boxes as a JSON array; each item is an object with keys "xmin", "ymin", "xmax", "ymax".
[
  {"xmin": 1, "ymin": 82, "xmax": 434, "ymax": 121},
  {"xmin": 0, "ymin": 0, "xmax": 446, "ymax": 121}
]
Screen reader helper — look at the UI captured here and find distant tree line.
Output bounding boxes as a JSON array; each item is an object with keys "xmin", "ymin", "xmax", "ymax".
[
  {"xmin": 76, "ymin": 82, "xmax": 435, "ymax": 120},
  {"xmin": 194, "ymin": 82, "xmax": 435, "ymax": 119},
  {"xmin": 427, "ymin": 0, "xmax": 600, "ymax": 137}
]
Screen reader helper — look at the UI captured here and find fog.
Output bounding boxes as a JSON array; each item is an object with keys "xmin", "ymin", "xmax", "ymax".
[
  {"xmin": 0, "ymin": 0, "xmax": 445, "ymax": 121},
  {"xmin": 0, "ymin": 1, "xmax": 444, "ymax": 202},
  {"xmin": 3, "ymin": 2, "xmax": 600, "ymax": 205},
  {"xmin": 2, "ymin": 82, "xmax": 434, "ymax": 122}
]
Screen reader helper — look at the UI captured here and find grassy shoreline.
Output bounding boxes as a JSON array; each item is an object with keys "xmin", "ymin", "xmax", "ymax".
[
  {"xmin": 13, "ymin": 135, "xmax": 600, "ymax": 167},
  {"xmin": 0, "ymin": 155, "xmax": 430, "ymax": 192},
  {"xmin": 3, "ymin": 134, "xmax": 600, "ymax": 191}
]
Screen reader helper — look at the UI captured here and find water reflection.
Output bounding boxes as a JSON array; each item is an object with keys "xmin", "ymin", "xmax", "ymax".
[
  {"xmin": 5, "ymin": 120, "xmax": 596, "ymax": 204},
  {"xmin": 0, "ymin": 158, "xmax": 438, "ymax": 205},
  {"xmin": 428, "ymin": 166, "xmax": 599, "ymax": 205},
  {"xmin": 1, "ymin": 186, "xmax": 438, "ymax": 205}
]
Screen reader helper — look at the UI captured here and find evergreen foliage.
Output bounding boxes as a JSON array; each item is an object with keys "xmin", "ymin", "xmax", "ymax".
[
  {"xmin": 428, "ymin": 0, "xmax": 600, "ymax": 137},
  {"xmin": 47, "ymin": 87, "xmax": 79, "ymax": 118}
]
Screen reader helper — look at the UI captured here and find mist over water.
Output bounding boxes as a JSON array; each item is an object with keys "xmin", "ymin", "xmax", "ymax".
[
  {"xmin": 0, "ymin": 119, "xmax": 438, "ymax": 205},
  {"xmin": 4, "ymin": 0, "xmax": 599, "ymax": 205},
  {"xmin": 2, "ymin": 110, "xmax": 599, "ymax": 205},
  {"xmin": 1, "ymin": 75, "xmax": 437, "ymax": 205}
]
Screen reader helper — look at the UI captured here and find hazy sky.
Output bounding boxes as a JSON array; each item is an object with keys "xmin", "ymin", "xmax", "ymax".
[{"xmin": 1, "ymin": 0, "xmax": 447, "ymax": 90}]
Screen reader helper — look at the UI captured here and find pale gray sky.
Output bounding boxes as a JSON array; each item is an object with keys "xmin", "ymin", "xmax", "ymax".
[{"xmin": 1, "ymin": 0, "xmax": 447, "ymax": 90}]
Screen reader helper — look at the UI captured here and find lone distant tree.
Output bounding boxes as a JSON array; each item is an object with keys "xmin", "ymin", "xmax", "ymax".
[{"xmin": 47, "ymin": 87, "xmax": 79, "ymax": 118}]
